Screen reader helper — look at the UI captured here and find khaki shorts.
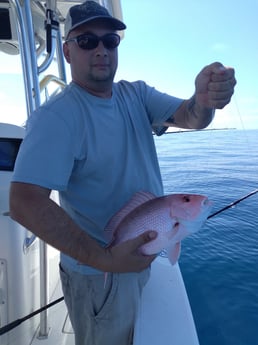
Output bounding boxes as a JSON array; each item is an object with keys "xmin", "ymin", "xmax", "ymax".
[{"xmin": 60, "ymin": 265, "xmax": 150, "ymax": 345}]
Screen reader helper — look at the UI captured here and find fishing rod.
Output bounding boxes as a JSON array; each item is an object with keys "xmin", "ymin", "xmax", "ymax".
[
  {"xmin": 163, "ymin": 128, "xmax": 237, "ymax": 135},
  {"xmin": 1, "ymin": 189, "xmax": 257, "ymax": 336},
  {"xmin": 208, "ymin": 188, "xmax": 258, "ymax": 219},
  {"xmin": 0, "ymin": 297, "xmax": 64, "ymax": 336}
]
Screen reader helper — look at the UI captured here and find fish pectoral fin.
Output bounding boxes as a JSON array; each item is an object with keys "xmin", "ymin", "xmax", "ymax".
[
  {"xmin": 167, "ymin": 217, "xmax": 180, "ymax": 240},
  {"xmin": 167, "ymin": 242, "xmax": 181, "ymax": 265}
]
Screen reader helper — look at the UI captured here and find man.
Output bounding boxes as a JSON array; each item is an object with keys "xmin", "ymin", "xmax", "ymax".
[{"xmin": 9, "ymin": 1, "xmax": 236, "ymax": 344}]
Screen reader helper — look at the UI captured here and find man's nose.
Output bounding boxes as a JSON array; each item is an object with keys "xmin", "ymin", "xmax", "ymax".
[{"xmin": 95, "ymin": 40, "xmax": 108, "ymax": 56}]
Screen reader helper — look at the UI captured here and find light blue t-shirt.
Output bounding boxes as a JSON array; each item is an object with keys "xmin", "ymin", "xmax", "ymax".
[{"xmin": 13, "ymin": 80, "xmax": 183, "ymax": 274}]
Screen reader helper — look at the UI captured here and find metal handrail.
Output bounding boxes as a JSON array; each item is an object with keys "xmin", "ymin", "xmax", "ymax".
[
  {"xmin": 38, "ymin": 240, "xmax": 49, "ymax": 338},
  {"xmin": 10, "ymin": 0, "xmax": 35, "ymax": 115},
  {"xmin": 56, "ymin": 29, "xmax": 67, "ymax": 82},
  {"xmin": 10, "ymin": 0, "xmax": 67, "ymax": 339},
  {"xmin": 24, "ymin": 0, "xmax": 42, "ymax": 110},
  {"xmin": 38, "ymin": 35, "xmax": 57, "ymax": 74},
  {"xmin": 40, "ymin": 74, "xmax": 66, "ymax": 92}
]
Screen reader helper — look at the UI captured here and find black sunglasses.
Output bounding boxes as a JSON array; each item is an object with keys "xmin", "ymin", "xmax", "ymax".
[{"xmin": 66, "ymin": 33, "xmax": 120, "ymax": 50}]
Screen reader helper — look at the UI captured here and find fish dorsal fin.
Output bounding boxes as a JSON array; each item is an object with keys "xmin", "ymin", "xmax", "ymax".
[{"xmin": 104, "ymin": 191, "xmax": 156, "ymax": 242}]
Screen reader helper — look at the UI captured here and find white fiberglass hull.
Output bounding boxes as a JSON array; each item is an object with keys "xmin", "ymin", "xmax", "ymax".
[{"xmin": 134, "ymin": 258, "xmax": 199, "ymax": 345}]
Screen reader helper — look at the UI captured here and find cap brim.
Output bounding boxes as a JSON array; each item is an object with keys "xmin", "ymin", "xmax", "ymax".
[{"xmin": 66, "ymin": 16, "xmax": 126, "ymax": 39}]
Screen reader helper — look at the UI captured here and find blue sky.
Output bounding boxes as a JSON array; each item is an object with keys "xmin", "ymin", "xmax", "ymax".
[
  {"xmin": 115, "ymin": 0, "xmax": 258, "ymax": 129},
  {"xmin": 0, "ymin": 0, "xmax": 257, "ymax": 129}
]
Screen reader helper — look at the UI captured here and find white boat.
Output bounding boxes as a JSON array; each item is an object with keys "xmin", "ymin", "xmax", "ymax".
[{"xmin": 0, "ymin": 1, "xmax": 200, "ymax": 344}]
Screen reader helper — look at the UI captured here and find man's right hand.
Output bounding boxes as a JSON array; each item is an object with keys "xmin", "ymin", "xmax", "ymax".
[{"xmin": 103, "ymin": 231, "xmax": 157, "ymax": 273}]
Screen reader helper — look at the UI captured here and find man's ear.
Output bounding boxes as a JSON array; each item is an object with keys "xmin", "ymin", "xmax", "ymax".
[{"xmin": 63, "ymin": 42, "xmax": 71, "ymax": 64}]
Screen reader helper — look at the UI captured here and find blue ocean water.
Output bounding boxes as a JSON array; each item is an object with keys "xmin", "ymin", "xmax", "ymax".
[{"xmin": 154, "ymin": 129, "xmax": 258, "ymax": 345}]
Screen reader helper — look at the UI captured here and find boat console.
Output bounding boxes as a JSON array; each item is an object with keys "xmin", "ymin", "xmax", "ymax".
[
  {"xmin": 0, "ymin": 123, "xmax": 41, "ymax": 345},
  {"xmin": 0, "ymin": 1, "xmax": 19, "ymax": 55}
]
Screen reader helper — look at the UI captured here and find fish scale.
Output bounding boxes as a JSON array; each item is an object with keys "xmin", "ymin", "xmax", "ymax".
[
  {"xmin": 105, "ymin": 191, "xmax": 212, "ymax": 265},
  {"xmin": 115, "ymin": 206, "xmax": 177, "ymax": 254}
]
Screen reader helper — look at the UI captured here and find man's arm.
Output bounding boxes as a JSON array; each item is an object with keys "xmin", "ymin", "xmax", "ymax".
[
  {"xmin": 9, "ymin": 182, "xmax": 156, "ymax": 272},
  {"xmin": 165, "ymin": 62, "xmax": 236, "ymax": 129}
]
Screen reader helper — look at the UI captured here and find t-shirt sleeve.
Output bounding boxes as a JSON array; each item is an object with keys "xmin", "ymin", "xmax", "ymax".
[
  {"xmin": 140, "ymin": 81, "xmax": 184, "ymax": 136},
  {"xmin": 12, "ymin": 109, "xmax": 75, "ymax": 191}
]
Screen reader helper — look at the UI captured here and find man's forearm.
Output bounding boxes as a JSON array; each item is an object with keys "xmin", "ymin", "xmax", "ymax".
[
  {"xmin": 10, "ymin": 183, "xmax": 157, "ymax": 274},
  {"xmin": 9, "ymin": 182, "xmax": 107, "ymax": 270},
  {"xmin": 186, "ymin": 96, "xmax": 215, "ymax": 129},
  {"xmin": 167, "ymin": 96, "xmax": 215, "ymax": 130}
]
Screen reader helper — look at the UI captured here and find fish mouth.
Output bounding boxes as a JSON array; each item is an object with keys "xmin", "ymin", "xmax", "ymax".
[
  {"xmin": 202, "ymin": 198, "xmax": 213, "ymax": 213},
  {"xmin": 196, "ymin": 198, "xmax": 212, "ymax": 219},
  {"xmin": 172, "ymin": 197, "xmax": 212, "ymax": 220}
]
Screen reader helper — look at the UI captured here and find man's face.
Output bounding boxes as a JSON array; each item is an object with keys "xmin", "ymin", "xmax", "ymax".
[{"xmin": 63, "ymin": 21, "xmax": 119, "ymax": 94}]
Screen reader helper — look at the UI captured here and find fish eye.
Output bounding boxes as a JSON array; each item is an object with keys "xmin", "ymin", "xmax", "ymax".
[
  {"xmin": 173, "ymin": 222, "xmax": 180, "ymax": 228},
  {"xmin": 183, "ymin": 195, "xmax": 190, "ymax": 202}
]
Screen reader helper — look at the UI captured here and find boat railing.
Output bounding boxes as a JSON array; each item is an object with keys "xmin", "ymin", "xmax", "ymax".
[
  {"xmin": 9, "ymin": 0, "xmax": 67, "ymax": 111},
  {"xmin": 1, "ymin": 0, "xmax": 67, "ymax": 340},
  {"xmin": 40, "ymin": 74, "xmax": 67, "ymax": 101}
]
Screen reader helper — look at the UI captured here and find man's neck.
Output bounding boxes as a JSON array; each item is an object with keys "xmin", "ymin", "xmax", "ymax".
[{"xmin": 73, "ymin": 79, "xmax": 113, "ymax": 99}]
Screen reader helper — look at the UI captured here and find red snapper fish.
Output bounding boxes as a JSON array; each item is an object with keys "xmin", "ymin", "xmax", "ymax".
[{"xmin": 105, "ymin": 191, "xmax": 212, "ymax": 264}]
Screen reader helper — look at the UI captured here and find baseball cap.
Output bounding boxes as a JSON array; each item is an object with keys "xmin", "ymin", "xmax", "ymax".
[{"xmin": 64, "ymin": 1, "xmax": 126, "ymax": 39}]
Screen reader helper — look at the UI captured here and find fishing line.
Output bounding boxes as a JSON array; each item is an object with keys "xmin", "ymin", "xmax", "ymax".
[
  {"xmin": 233, "ymin": 95, "xmax": 247, "ymax": 132},
  {"xmin": 230, "ymin": 94, "xmax": 258, "ymax": 191},
  {"xmin": 161, "ymin": 94, "xmax": 257, "ymax": 217},
  {"xmin": 203, "ymin": 96, "xmax": 258, "ymax": 219},
  {"xmin": 232, "ymin": 94, "xmax": 256, "ymax": 159}
]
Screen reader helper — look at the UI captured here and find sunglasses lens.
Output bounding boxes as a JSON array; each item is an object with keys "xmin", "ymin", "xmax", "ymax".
[
  {"xmin": 76, "ymin": 34, "xmax": 120, "ymax": 50},
  {"xmin": 102, "ymin": 34, "xmax": 120, "ymax": 49},
  {"xmin": 77, "ymin": 36, "xmax": 98, "ymax": 50}
]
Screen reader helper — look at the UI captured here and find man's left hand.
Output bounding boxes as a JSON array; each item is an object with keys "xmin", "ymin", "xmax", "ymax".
[{"xmin": 195, "ymin": 62, "xmax": 237, "ymax": 109}]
